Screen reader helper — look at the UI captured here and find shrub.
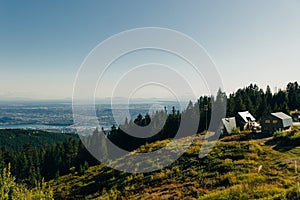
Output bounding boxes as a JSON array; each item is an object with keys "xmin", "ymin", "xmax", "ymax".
[
  {"xmin": 231, "ymin": 127, "xmax": 241, "ymax": 135},
  {"xmin": 273, "ymin": 130, "xmax": 287, "ymax": 139},
  {"xmin": 0, "ymin": 164, "xmax": 53, "ymax": 200},
  {"xmin": 286, "ymin": 183, "xmax": 300, "ymax": 200}
]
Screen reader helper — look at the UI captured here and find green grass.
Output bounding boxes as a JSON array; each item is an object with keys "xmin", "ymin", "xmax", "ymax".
[
  {"xmin": 48, "ymin": 130, "xmax": 300, "ymax": 199},
  {"xmin": 285, "ymin": 147, "xmax": 300, "ymax": 158}
]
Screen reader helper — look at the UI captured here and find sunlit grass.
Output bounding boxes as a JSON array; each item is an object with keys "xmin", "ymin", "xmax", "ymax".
[{"xmin": 49, "ymin": 130, "xmax": 300, "ymax": 199}]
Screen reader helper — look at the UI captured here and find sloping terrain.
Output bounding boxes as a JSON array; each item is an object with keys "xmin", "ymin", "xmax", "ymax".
[
  {"xmin": 0, "ymin": 129, "xmax": 77, "ymax": 151},
  {"xmin": 49, "ymin": 132, "xmax": 300, "ymax": 199}
]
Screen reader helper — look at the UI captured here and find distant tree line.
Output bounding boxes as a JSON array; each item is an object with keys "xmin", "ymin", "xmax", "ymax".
[
  {"xmin": 107, "ymin": 81, "xmax": 300, "ymax": 151},
  {"xmin": 226, "ymin": 81, "xmax": 300, "ymax": 118},
  {"xmin": 0, "ymin": 137, "xmax": 99, "ymax": 188},
  {"xmin": 107, "ymin": 89, "xmax": 226, "ymax": 151},
  {"xmin": 0, "ymin": 129, "xmax": 76, "ymax": 151}
]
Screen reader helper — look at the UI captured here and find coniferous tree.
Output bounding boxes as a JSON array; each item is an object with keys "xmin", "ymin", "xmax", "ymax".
[
  {"xmin": 287, "ymin": 82, "xmax": 300, "ymax": 110},
  {"xmin": 235, "ymin": 96, "xmax": 246, "ymax": 112}
]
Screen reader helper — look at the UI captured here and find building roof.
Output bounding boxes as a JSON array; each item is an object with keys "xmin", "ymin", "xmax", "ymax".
[
  {"xmin": 237, "ymin": 111, "xmax": 256, "ymax": 122},
  {"xmin": 271, "ymin": 112, "xmax": 293, "ymax": 127},
  {"xmin": 222, "ymin": 117, "xmax": 237, "ymax": 134},
  {"xmin": 271, "ymin": 112, "xmax": 291, "ymax": 120}
]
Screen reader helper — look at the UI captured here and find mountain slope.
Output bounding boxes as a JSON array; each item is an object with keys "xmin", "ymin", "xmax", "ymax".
[
  {"xmin": 0, "ymin": 129, "xmax": 77, "ymax": 151},
  {"xmin": 49, "ymin": 132, "xmax": 300, "ymax": 199}
]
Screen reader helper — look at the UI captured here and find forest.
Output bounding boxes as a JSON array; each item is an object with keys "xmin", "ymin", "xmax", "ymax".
[
  {"xmin": 107, "ymin": 81, "xmax": 300, "ymax": 151},
  {"xmin": 0, "ymin": 81, "xmax": 300, "ymax": 198}
]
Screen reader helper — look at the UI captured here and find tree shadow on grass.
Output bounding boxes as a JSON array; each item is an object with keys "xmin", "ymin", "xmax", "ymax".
[
  {"xmin": 237, "ymin": 131, "xmax": 271, "ymax": 141},
  {"xmin": 265, "ymin": 138, "xmax": 299, "ymax": 152}
]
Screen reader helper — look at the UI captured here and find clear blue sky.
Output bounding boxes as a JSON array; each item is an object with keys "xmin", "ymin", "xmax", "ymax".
[{"xmin": 0, "ymin": 0, "xmax": 300, "ymax": 99}]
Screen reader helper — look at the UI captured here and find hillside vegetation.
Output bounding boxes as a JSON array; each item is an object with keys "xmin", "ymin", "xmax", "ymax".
[
  {"xmin": 2, "ymin": 81, "xmax": 300, "ymax": 199},
  {"xmin": 0, "ymin": 129, "xmax": 97, "ymax": 188},
  {"xmin": 49, "ymin": 129, "xmax": 300, "ymax": 199},
  {"xmin": 0, "ymin": 129, "xmax": 77, "ymax": 151},
  {"xmin": 0, "ymin": 164, "xmax": 53, "ymax": 200}
]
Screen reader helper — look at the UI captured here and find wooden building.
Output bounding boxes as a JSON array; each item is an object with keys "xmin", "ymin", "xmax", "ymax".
[
  {"xmin": 261, "ymin": 112, "xmax": 293, "ymax": 133},
  {"xmin": 236, "ymin": 111, "xmax": 260, "ymax": 131}
]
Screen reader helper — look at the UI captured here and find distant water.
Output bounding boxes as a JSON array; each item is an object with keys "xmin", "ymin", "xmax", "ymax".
[
  {"xmin": 0, "ymin": 124, "xmax": 71, "ymax": 133},
  {"xmin": 0, "ymin": 124, "xmax": 65, "ymax": 129},
  {"xmin": 0, "ymin": 100, "xmax": 185, "ymax": 133},
  {"xmin": 0, "ymin": 124, "xmax": 113, "ymax": 133}
]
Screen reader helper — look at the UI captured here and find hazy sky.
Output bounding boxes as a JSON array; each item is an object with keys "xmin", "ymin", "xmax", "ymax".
[{"xmin": 0, "ymin": 0, "xmax": 300, "ymax": 100}]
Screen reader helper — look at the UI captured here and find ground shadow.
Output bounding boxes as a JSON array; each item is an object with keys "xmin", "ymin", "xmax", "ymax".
[
  {"xmin": 265, "ymin": 138, "xmax": 299, "ymax": 152},
  {"xmin": 237, "ymin": 131, "xmax": 271, "ymax": 141}
]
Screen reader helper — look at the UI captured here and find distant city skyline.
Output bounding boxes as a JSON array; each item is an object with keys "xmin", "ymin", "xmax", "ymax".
[{"xmin": 1, "ymin": 1, "xmax": 300, "ymax": 100}]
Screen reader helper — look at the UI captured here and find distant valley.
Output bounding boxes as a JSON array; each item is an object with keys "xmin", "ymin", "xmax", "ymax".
[{"xmin": 0, "ymin": 100, "xmax": 181, "ymax": 133}]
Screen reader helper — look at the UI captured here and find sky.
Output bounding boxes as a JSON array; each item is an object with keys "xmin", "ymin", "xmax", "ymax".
[{"xmin": 0, "ymin": 0, "xmax": 300, "ymax": 100}]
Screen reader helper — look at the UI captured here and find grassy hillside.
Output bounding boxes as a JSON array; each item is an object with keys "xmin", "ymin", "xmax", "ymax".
[
  {"xmin": 0, "ymin": 129, "xmax": 77, "ymax": 151},
  {"xmin": 49, "ymin": 130, "xmax": 300, "ymax": 199}
]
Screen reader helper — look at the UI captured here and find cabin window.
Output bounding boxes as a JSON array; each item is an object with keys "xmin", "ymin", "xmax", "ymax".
[
  {"xmin": 272, "ymin": 120, "xmax": 278, "ymax": 124},
  {"xmin": 265, "ymin": 120, "xmax": 270, "ymax": 123}
]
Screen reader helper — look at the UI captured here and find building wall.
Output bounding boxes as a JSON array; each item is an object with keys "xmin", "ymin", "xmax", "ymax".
[
  {"xmin": 236, "ymin": 115, "xmax": 246, "ymax": 130},
  {"xmin": 261, "ymin": 115, "xmax": 287, "ymax": 133}
]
